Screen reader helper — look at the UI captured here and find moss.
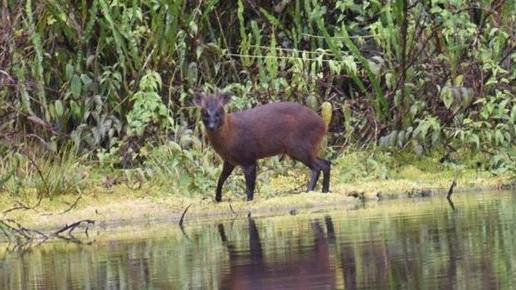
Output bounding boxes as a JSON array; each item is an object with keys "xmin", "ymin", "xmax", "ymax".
[
  {"xmin": 1, "ymin": 170, "xmax": 512, "ymax": 232},
  {"xmin": 396, "ymin": 165, "xmax": 425, "ymax": 179},
  {"xmin": 1, "ymin": 149, "xmax": 513, "ymax": 231}
]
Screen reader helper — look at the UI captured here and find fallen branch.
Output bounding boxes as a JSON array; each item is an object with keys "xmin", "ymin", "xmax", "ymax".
[
  {"xmin": 447, "ymin": 197, "xmax": 456, "ymax": 211},
  {"xmin": 3, "ymin": 200, "xmax": 33, "ymax": 214},
  {"xmin": 447, "ymin": 180, "xmax": 457, "ymax": 199},
  {"xmin": 446, "ymin": 179, "xmax": 457, "ymax": 211},
  {"xmin": 228, "ymin": 203, "xmax": 238, "ymax": 217},
  {"xmin": 0, "ymin": 219, "xmax": 47, "ymax": 240},
  {"xmin": 178, "ymin": 204, "xmax": 192, "ymax": 228},
  {"xmin": 59, "ymin": 192, "xmax": 83, "ymax": 214},
  {"xmin": 53, "ymin": 219, "xmax": 95, "ymax": 237},
  {"xmin": 177, "ymin": 204, "xmax": 192, "ymax": 241},
  {"xmin": 0, "ymin": 218, "xmax": 96, "ymax": 252}
]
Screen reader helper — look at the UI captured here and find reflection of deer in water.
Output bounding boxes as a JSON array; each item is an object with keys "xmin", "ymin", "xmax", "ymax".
[{"xmin": 218, "ymin": 218, "xmax": 336, "ymax": 290}]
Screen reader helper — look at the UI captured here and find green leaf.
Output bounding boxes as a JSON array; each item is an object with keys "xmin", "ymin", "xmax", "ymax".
[
  {"xmin": 470, "ymin": 134, "xmax": 480, "ymax": 149},
  {"xmin": 65, "ymin": 63, "xmax": 74, "ymax": 81},
  {"xmin": 54, "ymin": 100, "xmax": 64, "ymax": 117},
  {"xmin": 441, "ymin": 87, "xmax": 453, "ymax": 109},
  {"xmin": 195, "ymin": 45, "xmax": 203, "ymax": 60},
  {"xmin": 431, "ymin": 129, "xmax": 440, "ymax": 145},
  {"xmin": 397, "ymin": 130, "xmax": 405, "ymax": 147},
  {"xmin": 342, "ymin": 55, "xmax": 356, "ymax": 74},
  {"xmin": 188, "ymin": 20, "xmax": 198, "ymax": 35},
  {"xmin": 454, "ymin": 74, "xmax": 464, "ymax": 86},
  {"xmin": 495, "ymin": 130, "xmax": 504, "ymax": 145},
  {"xmin": 71, "ymin": 75, "xmax": 82, "ymax": 98},
  {"xmin": 81, "ymin": 74, "xmax": 93, "ymax": 89}
]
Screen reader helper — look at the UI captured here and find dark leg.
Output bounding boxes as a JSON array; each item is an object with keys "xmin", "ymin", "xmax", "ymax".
[
  {"xmin": 287, "ymin": 149, "xmax": 321, "ymax": 192},
  {"xmin": 242, "ymin": 163, "xmax": 257, "ymax": 201},
  {"xmin": 307, "ymin": 166, "xmax": 321, "ymax": 192},
  {"xmin": 286, "ymin": 147, "xmax": 328, "ymax": 193},
  {"xmin": 318, "ymin": 158, "xmax": 331, "ymax": 192},
  {"xmin": 215, "ymin": 161, "xmax": 235, "ymax": 202}
]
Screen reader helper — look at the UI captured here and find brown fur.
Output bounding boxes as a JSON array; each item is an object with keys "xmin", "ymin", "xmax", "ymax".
[
  {"xmin": 208, "ymin": 102, "xmax": 326, "ymax": 166},
  {"xmin": 194, "ymin": 93, "xmax": 331, "ymax": 202}
]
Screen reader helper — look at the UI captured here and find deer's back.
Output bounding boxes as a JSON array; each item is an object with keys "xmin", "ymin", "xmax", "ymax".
[{"xmin": 223, "ymin": 102, "xmax": 326, "ymax": 164}]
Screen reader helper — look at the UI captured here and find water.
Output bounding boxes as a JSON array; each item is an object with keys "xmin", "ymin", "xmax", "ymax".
[{"xmin": 1, "ymin": 191, "xmax": 515, "ymax": 290}]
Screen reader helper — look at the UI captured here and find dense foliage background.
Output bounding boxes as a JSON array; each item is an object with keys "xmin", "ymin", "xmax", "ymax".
[{"xmin": 0, "ymin": 0, "xmax": 514, "ymax": 197}]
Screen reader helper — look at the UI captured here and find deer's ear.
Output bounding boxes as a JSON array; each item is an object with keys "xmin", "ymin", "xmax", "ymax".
[
  {"xmin": 192, "ymin": 92, "xmax": 205, "ymax": 107},
  {"xmin": 219, "ymin": 93, "xmax": 232, "ymax": 106}
]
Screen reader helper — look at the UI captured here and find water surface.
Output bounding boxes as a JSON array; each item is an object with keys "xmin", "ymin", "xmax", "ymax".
[{"xmin": 1, "ymin": 191, "xmax": 515, "ymax": 289}]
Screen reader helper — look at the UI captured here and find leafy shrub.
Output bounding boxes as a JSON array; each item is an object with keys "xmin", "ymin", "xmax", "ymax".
[
  {"xmin": 0, "ymin": 0, "xmax": 513, "ymax": 188},
  {"xmin": 127, "ymin": 71, "xmax": 173, "ymax": 137}
]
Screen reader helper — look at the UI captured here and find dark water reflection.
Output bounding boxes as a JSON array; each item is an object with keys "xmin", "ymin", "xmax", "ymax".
[
  {"xmin": 1, "ymin": 191, "xmax": 515, "ymax": 290},
  {"xmin": 218, "ymin": 218, "xmax": 336, "ymax": 289}
]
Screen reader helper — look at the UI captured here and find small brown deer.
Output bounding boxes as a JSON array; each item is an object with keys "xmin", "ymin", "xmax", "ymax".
[{"xmin": 193, "ymin": 92, "xmax": 330, "ymax": 202}]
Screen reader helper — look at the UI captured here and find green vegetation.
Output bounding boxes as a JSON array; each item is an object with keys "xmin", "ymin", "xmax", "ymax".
[
  {"xmin": 0, "ymin": 150, "xmax": 512, "ymax": 231},
  {"xmin": 0, "ymin": 0, "xmax": 514, "ymax": 223}
]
